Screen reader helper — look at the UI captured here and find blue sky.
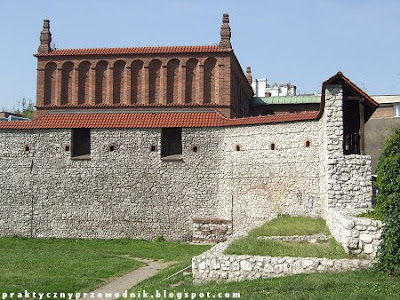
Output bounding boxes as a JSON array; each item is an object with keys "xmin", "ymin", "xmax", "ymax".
[{"xmin": 1, "ymin": 0, "xmax": 399, "ymax": 110}]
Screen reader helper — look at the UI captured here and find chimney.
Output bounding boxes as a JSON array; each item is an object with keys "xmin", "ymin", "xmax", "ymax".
[
  {"xmin": 38, "ymin": 19, "xmax": 52, "ymax": 54},
  {"xmin": 246, "ymin": 66, "xmax": 253, "ymax": 84},
  {"xmin": 219, "ymin": 13, "xmax": 232, "ymax": 49}
]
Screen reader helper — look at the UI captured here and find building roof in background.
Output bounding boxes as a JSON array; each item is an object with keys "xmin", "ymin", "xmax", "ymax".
[
  {"xmin": 251, "ymin": 95, "xmax": 321, "ymax": 106},
  {"xmin": 371, "ymin": 95, "xmax": 400, "ymax": 104}
]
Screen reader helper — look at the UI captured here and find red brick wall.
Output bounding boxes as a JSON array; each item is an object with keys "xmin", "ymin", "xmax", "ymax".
[
  {"xmin": 370, "ymin": 105, "xmax": 393, "ymax": 119},
  {"xmin": 36, "ymin": 52, "xmax": 253, "ymax": 118}
]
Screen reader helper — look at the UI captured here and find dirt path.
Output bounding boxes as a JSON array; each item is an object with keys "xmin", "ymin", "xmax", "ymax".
[{"xmin": 81, "ymin": 258, "xmax": 169, "ymax": 300}]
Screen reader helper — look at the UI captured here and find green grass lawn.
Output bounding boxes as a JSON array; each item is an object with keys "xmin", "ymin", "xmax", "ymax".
[
  {"xmin": 225, "ymin": 215, "xmax": 347, "ymax": 258},
  {"xmin": 134, "ymin": 266, "xmax": 400, "ymax": 300},
  {"xmin": 0, "ymin": 237, "xmax": 209, "ymax": 296},
  {"xmin": 248, "ymin": 215, "xmax": 330, "ymax": 237},
  {"xmin": 1, "ymin": 236, "xmax": 399, "ymax": 300}
]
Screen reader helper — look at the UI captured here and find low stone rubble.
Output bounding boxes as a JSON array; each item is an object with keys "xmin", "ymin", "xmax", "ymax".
[
  {"xmin": 192, "ymin": 241, "xmax": 372, "ymax": 283},
  {"xmin": 257, "ymin": 234, "xmax": 331, "ymax": 243}
]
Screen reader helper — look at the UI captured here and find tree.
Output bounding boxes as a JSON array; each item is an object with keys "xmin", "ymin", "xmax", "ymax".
[
  {"xmin": 376, "ymin": 129, "xmax": 400, "ymax": 276},
  {"xmin": 12, "ymin": 98, "xmax": 35, "ymax": 119}
]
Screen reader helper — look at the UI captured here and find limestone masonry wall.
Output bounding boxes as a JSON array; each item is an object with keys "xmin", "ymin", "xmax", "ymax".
[{"xmin": 0, "ymin": 119, "xmax": 321, "ymax": 240}]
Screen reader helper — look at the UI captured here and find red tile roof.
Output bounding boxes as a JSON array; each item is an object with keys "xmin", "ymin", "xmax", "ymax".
[
  {"xmin": 318, "ymin": 71, "xmax": 379, "ymax": 121},
  {"xmin": 35, "ymin": 45, "xmax": 232, "ymax": 57},
  {"xmin": 35, "ymin": 102, "xmax": 230, "ymax": 109},
  {"xmin": 0, "ymin": 111, "xmax": 319, "ymax": 130}
]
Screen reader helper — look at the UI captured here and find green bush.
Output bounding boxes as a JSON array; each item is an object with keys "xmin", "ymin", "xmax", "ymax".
[{"xmin": 376, "ymin": 130, "xmax": 400, "ymax": 276}]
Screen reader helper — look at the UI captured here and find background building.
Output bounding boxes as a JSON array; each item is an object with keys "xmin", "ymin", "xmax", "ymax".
[
  {"xmin": 251, "ymin": 78, "xmax": 296, "ymax": 97},
  {"xmin": 365, "ymin": 95, "xmax": 400, "ymax": 173}
]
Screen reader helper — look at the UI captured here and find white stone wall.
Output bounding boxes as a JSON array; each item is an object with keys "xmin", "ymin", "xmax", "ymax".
[
  {"xmin": 327, "ymin": 209, "xmax": 382, "ymax": 257},
  {"xmin": 0, "ymin": 119, "xmax": 322, "ymax": 240},
  {"xmin": 0, "ymin": 84, "xmax": 376, "ymax": 240},
  {"xmin": 218, "ymin": 121, "xmax": 322, "ymax": 234},
  {"xmin": 0, "ymin": 127, "xmax": 226, "ymax": 240},
  {"xmin": 192, "ymin": 242, "xmax": 371, "ymax": 283}
]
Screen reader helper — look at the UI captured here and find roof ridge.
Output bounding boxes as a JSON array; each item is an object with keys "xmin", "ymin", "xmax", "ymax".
[
  {"xmin": 35, "ymin": 45, "xmax": 232, "ymax": 57},
  {"xmin": 51, "ymin": 44, "xmax": 221, "ymax": 51}
]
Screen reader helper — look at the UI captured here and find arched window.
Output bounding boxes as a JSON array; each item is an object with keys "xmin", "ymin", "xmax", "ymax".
[
  {"xmin": 113, "ymin": 60, "xmax": 126, "ymax": 104},
  {"xmin": 203, "ymin": 57, "xmax": 217, "ymax": 104},
  {"xmin": 95, "ymin": 61, "xmax": 108, "ymax": 104},
  {"xmin": 61, "ymin": 62, "xmax": 74, "ymax": 105},
  {"xmin": 167, "ymin": 59, "xmax": 180, "ymax": 104},
  {"xmin": 185, "ymin": 58, "xmax": 198, "ymax": 104},
  {"xmin": 130, "ymin": 60, "xmax": 144, "ymax": 104},
  {"xmin": 148, "ymin": 60, "xmax": 162, "ymax": 104},
  {"xmin": 44, "ymin": 62, "xmax": 57, "ymax": 105},
  {"xmin": 78, "ymin": 61, "xmax": 91, "ymax": 105}
]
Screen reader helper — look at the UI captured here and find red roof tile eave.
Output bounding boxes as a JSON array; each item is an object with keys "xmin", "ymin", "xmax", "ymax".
[
  {"xmin": 34, "ymin": 45, "xmax": 233, "ymax": 57},
  {"xmin": 0, "ymin": 111, "xmax": 321, "ymax": 130}
]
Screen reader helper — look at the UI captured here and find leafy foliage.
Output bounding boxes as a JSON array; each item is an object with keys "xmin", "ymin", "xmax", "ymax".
[
  {"xmin": 11, "ymin": 97, "xmax": 35, "ymax": 119},
  {"xmin": 376, "ymin": 130, "xmax": 400, "ymax": 276}
]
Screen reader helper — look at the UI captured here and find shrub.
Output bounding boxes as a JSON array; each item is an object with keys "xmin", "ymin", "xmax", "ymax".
[{"xmin": 376, "ymin": 130, "xmax": 400, "ymax": 276}]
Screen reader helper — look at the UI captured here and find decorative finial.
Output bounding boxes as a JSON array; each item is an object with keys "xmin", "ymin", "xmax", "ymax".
[
  {"xmin": 246, "ymin": 66, "xmax": 252, "ymax": 84},
  {"xmin": 38, "ymin": 19, "xmax": 52, "ymax": 54},
  {"xmin": 219, "ymin": 13, "xmax": 232, "ymax": 49}
]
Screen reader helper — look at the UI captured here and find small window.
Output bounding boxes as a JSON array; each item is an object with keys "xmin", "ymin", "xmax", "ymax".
[
  {"xmin": 150, "ymin": 145, "xmax": 156, "ymax": 152},
  {"xmin": 65, "ymin": 145, "xmax": 70, "ymax": 151},
  {"xmin": 305, "ymin": 140, "xmax": 311, "ymax": 148},
  {"xmin": 24, "ymin": 145, "xmax": 30, "ymax": 152},
  {"xmin": 107, "ymin": 143, "xmax": 117, "ymax": 152},
  {"xmin": 270, "ymin": 143, "xmax": 276, "ymax": 150},
  {"xmin": 394, "ymin": 104, "xmax": 400, "ymax": 117},
  {"xmin": 71, "ymin": 128, "xmax": 91, "ymax": 159},
  {"xmin": 234, "ymin": 144, "xmax": 241, "ymax": 151},
  {"xmin": 161, "ymin": 128, "xmax": 182, "ymax": 159},
  {"xmin": 192, "ymin": 146, "xmax": 198, "ymax": 153}
]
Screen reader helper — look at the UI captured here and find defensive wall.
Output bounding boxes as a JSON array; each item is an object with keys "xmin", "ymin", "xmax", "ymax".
[{"xmin": 0, "ymin": 83, "xmax": 373, "ymax": 241}]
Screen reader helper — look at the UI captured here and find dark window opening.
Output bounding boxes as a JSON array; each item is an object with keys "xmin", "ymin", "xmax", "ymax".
[
  {"xmin": 150, "ymin": 145, "xmax": 156, "ymax": 152},
  {"xmin": 24, "ymin": 145, "xmax": 30, "ymax": 152},
  {"xmin": 71, "ymin": 128, "xmax": 91, "ymax": 159},
  {"xmin": 235, "ymin": 144, "xmax": 241, "ymax": 151},
  {"xmin": 270, "ymin": 143, "xmax": 276, "ymax": 150},
  {"xmin": 343, "ymin": 100, "xmax": 361, "ymax": 155},
  {"xmin": 65, "ymin": 145, "xmax": 70, "ymax": 151},
  {"xmin": 109, "ymin": 145, "xmax": 115, "ymax": 152},
  {"xmin": 192, "ymin": 146, "xmax": 198, "ymax": 153},
  {"xmin": 305, "ymin": 140, "xmax": 311, "ymax": 148},
  {"xmin": 161, "ymin": 128, "xmax": 182, "ymax": 159}
]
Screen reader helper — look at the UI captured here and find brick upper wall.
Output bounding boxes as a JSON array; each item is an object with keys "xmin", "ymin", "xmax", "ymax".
[{"xmin": 36, "ymin": 50, "xmax": 253, "ymax": 118}]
